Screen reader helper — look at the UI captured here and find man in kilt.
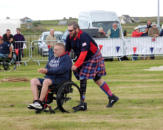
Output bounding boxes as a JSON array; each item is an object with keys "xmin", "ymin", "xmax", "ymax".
[{"xmin": 65, "ymin": 22, "xmax": 119, "ymax": 111}]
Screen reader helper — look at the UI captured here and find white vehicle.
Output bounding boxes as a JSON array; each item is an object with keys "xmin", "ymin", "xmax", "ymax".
[
  {"xmin": 78, "ymin": 10, "xmax": 123, "ymax": 38},
  {"xmin": 78, "ymin": 10, "xmax": 124, "ymax": 59},
  {"xmin": 62, "ymin": 11, "xmax": 126, "ymax": 59},
  {"xmin": 135, "ymin": 25, "xmax": 147, "ymax": 32},
  {"xmin": 38, "ymin": 31, "xmax": 63, "ymax": 56}
]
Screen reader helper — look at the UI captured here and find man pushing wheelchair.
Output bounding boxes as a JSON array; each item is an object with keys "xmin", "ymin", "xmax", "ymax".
[{"xmin": 65, "ymin": 22, "xmax": 119, "ymax": 111}]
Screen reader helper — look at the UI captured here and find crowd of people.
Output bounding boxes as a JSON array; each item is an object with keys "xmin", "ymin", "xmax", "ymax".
[
  {"xmin": 0, "ymin": 28, "xmax": 25, "ymax": 65},
  {"xmin": 1, "ymin": 21, "xmax": 163, "ymax": 65},
  {"xmin": 131, "ymin": 21, "xmax": 161, "ymax": 38}
]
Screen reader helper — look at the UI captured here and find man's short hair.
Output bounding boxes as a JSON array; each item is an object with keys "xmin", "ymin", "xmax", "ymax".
[
  {"xmin": 16, "ymin": 28, "xmax": 21, "ymax": 31},
  {"xmin": 54, "ymin": 43, "xmax": 65, "ymax": 49},
  {"xmin": 50, "ymin": 29, "xmax": 54, "ymax": 31},
  {"xmin": 68, "ymin": 21, "xmax": 80, "ymax": 29},
  {"xmin": 6, "ymin": 29, "xmax": 10, "ymax": 32}
]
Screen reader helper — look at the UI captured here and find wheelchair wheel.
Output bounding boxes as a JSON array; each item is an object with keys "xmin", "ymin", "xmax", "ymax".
[{"xmin": 56, "ymin": 81, "xmax": 81, "ymax": 113}]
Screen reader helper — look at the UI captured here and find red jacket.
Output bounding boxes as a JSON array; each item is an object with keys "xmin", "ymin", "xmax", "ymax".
[{"xmin": 132, "ymin": 31, "xmax": 143, "ymax": 37}]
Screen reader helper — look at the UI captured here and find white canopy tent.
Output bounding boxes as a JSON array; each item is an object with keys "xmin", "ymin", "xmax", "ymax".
[{"xmin": 0, "ymin": 19, "xmax": 21, "ymax": 36}]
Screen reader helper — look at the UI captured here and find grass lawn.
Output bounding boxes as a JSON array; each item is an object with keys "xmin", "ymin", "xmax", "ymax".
[{"xmin": 0, "ymin": 59, "xmax": 163, "ymax": 130}]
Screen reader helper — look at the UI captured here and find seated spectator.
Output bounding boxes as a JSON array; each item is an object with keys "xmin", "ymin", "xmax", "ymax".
[
  {"xmin": 27, "ymin": 43, "xmax": 72, "ymax": 110},
  {"xmin": 97, "ymin": 27, "xmax": 107, "ymax": 38},
  {"xmin": 160, "ymin": 24, "xmax": 163, "ymax": 36},
  {"xmin": 46, "ymin": 29, "xmax": 57, "ymax": 60},
  {"xmin": 148, "ymin": 23, "xmax": 159, "ymax": 37},
  {"xmin": 132, "ymin": 27, "xmax": 143, "ymax": 37},
  {"xmin": 13, "ymin": 28, "xmax": 25, "ymax": 64},
  {"xmin": 0, "ymin": 36, "xmax": 12, "ymax": 59},
  {"xmin": 108, "ymin": 23, "xmax": 120, "ymax": 38},
  {"xmin": 3, "ymin": 29, "xmax": 14, "ymax": 43}
]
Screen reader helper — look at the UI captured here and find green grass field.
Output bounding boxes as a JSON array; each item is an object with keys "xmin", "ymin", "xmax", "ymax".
[{"xmin": 0, "ymin": 59, "xmax": 163, "ymax": 130}]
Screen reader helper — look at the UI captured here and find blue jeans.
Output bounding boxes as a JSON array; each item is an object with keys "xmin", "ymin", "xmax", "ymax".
[
  {"xmin": 132, "ymin": 54, "xmax": 138, "ymax": 61},
  {"xmin": 48, "ymin": 48, "xmax": 54, "ymax": 61},
  {"xmin": 0, "ymin": 53, "xmax": 8, "ymax": 59}
]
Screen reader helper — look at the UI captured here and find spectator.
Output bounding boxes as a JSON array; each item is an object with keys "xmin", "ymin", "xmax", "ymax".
[
  {"xmin": 107, "ymin": 23, "xmax": 121, "ymax": 61},
  {"xmin": 140, "ymin": 28, "xmax": 149, "ymax": 60},
  {"xmin": 147, "ymin": 20, "xmax": 152, "ymax": 29},
  {"xmin": 97, "ymin": 27, "xmax": 107, "ymax": 38},
  {"xmin": 123, "ymin": 30, "xmax": 127, "ymax": 37},
  {"xmin": 132, "ymin": 27, "xmax": 144, "ymax": 37},
  {"xmin": 0, "ymin": 36, "xmax": 12, "ymax": 59},
  {"xmin": 131, "ymin": 27, "xmax": 143, "ymax": 61},
  {"xmin": 160, "ymin": 24, "xmax": 163, "ymax": 36},
  {"xmin": 109, "ymin": 23, "xmax": 120, "ymax": 38},
  {"xmin": 3, "ymin": 29, "xmax": 14, "ymax": 43},
  {"xmin": 148, "ymin": 23, "xmax": 159, "ymax": 60},
  {"xmin": 148, "ymin": 23, "xmax": 159, "ymax": 37},
  {"xmin": 46, "ymin": 29, "xmax": 57, "ymax": 60},
  {"xmin": 13, "ymin": 28, "xmax": 25, "ymax": 64},
  {"xmin": 141, "ymin": 28, "xmax": 149, "ymax": 37}
]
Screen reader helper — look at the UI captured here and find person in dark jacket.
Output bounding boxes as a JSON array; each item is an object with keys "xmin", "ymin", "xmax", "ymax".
[
  {"xmin": 0, "ymin": 36, "xmax": 12, "ymax": 59},
  {"xmin": 141, "ymin": 28, "xmax": 149, "ymax": 37},
  {"xmin": 147, "ymin": 20, "xmax": 152, "ymax": 29},
  {"xmin": 66, "ymin": 22, "xmax": 119, "ymax": 111},
  {"xmin": 13, "ymin": 28, "xmax": 25, "ymax": 63},
  {"xmin": 28, "ymin": 43, "xmax": 72, "ymax": 110},
  {"xmin": 3, "ymin": 29, "xmax": 14, "ymax": 43},
  {"xmin": 160, "ymin": 25, "xmax": 163, "ymax": 36},
  {"xmin": 160, "ymin": 29, "xmax": 163, "ymax": 36}
]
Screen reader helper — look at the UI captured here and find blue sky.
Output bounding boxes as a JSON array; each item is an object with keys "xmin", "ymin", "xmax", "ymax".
[{"xmin": 0, "ymin": 0, "xmax": 162, "ymax": 20}]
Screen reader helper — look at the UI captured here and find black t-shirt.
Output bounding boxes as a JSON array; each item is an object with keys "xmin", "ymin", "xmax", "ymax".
[{"xmin": 3, "ymin": 34, "xmax": 13, "ymax": 42}]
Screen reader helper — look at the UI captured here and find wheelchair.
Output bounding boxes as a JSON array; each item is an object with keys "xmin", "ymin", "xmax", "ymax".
[
  {"xmin": 0, "ymin": 52, "xmax": 17, "ymax": 70},
  {"xmin": 36, "ymin": 72, "xmax": 82, "ymax": 114}
]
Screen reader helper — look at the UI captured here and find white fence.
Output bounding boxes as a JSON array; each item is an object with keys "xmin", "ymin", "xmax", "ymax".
[
  {"xmin": 2, "ymin": 37, "xmax": 163, "ymax": 67},
  {"xmin": 95, "ymin": 37, "xmax": 163, "ymax": 58}
]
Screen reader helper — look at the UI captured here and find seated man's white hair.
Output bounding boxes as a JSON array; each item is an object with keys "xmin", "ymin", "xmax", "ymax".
[{"xmin": 54, "ymin": 43, "xmax": 65, "ymax": 49}]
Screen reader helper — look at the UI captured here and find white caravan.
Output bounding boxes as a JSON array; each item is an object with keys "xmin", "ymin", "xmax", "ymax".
[{"xmin": 78, "ymin": 10, "xmax": 124, "ymax": 38}]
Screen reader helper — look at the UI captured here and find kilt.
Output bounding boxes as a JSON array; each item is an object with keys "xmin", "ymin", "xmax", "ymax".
[{"xmin": 74, "ymin": 50, "xmax": 106, "ymax": 80}]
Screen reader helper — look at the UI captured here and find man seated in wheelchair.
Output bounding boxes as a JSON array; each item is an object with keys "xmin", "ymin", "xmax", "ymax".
[
  {"xmin": 28, "ymin": 43, "xmax": 72, "ymax": 110},
  {"xmin": 0, "ymin": 36, "xmax": 13, "ymax": 69}
]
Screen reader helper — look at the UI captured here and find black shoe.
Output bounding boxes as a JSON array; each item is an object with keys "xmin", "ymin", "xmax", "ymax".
[
  {"xmin": 107, "ymin": 94, "xmax": 119, "ymax": 107},
  {"xmin": 72, "ymin": 102, "xmax": 87, "ymax": 112}
]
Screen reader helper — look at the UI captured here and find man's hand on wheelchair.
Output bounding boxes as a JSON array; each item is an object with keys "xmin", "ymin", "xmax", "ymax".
[
  {"xmin": 8, "ymin": 54, "xmax": 12, "ymax": 59},
  {"xmin": 38, "ymin": 68, "xmax": 48, "ymax": 74},
  {"xmin": 72, "ymin": 65, "xmax": 77, "ymax": 71}
]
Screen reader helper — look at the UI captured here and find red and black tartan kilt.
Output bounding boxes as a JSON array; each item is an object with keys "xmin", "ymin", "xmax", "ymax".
[{"xmin": 74, "ymin": 50, "xmax": 106, "ymax": 80}]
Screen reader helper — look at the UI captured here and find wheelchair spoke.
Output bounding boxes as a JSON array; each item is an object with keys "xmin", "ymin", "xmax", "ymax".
[{"xmin": 57, "ymin": 81, "xmax": 81, "ymax": 113}]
